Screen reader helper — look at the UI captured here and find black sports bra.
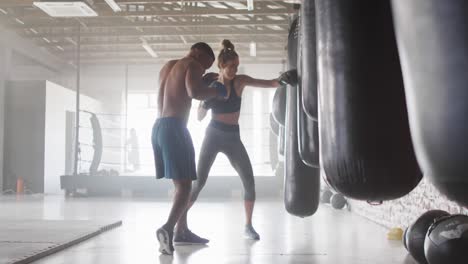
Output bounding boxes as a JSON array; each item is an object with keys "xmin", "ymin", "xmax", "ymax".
[{"xmin": 203, "ymin": 79, "xmax": 241, "ymax": 114}]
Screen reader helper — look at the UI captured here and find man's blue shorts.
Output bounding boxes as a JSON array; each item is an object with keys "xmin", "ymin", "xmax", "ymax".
[{"xmin": 151, "ymin": 117, "xmax": 197, "ymax": 181}]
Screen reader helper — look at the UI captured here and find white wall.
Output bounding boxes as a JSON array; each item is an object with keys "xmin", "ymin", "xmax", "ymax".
[
  {"xmin": 44, "ymin": 81, "xmax": 101, "ymax": 194},
  {"xmin": 3, "ymin": 81, "xmax": 46, "ymax": 193}
]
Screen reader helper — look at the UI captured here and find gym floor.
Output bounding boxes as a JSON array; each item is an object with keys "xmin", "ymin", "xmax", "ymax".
[{"xmin": 1, "ymin": 195, "xmax": 417, "ymax": 264}]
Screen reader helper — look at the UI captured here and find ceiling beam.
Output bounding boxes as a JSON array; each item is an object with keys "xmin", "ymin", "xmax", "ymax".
[
  {"xmin": 17, "ymin": 6, "xmax": 295, "ymax": 19},
  {"xmin": 0, "ymin": 0, "xmax": 292, "ymax": 7},
  {"xmin": 29, "ymin": 28, "xmax": 287, "ymax": 38},
  {"xmin": 9, "ymin": 17, "xmax": 289, "ymax": 29},
  {"xmin": 34, "ymin": 38, "xmax": 287, "ymax": 48}
]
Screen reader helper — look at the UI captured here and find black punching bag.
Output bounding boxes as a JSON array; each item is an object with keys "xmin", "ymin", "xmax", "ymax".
[
  {"xmin": 284, "ymin": 16, "xmax": 320, "ymax": 217},
  {"xmin": 316, "ymin": 0, "xmax": 422, "ymax": 201},
  {"xmin": 297, "ymin": 8, "xmax": 319, "ymax": 168},
  {"xmin": 391, "ymin": 1, "xmax": 468, "ymax": 206},
  {"xmin": 272, "ymin": 85, "xmax": 287, "ymax": 126},
  {"xmin": 424, "ymin": 215, "xmax": 468, "ymax": 264},
  {"xmin": 297, "ymin": 79, "xmax": 319, "ymax": 168},
  {"xmin": 299, "ymin": 0, "xmax": 318, "ymax": 120},
  {"xmin": 278, "ymin": 125, "xmax": 285, "ymax": 156}
]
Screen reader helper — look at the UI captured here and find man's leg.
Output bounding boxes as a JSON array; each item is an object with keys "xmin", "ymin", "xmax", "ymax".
[
  {"xmin": 174, "ymin": 133, "xmax": 218, "ymax": 244},
  {"xmin": 157, "ymin": 178, "xmax": 191, "ymax": 254}
]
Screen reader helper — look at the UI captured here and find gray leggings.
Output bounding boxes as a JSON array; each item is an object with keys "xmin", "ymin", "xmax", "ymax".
[{"xmin": 191, "ymin": 121, "xmax": 256, "ymax": 201}]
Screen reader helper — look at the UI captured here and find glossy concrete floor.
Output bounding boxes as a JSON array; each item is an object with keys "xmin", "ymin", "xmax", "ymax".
[{"xmin": 1, "ymin": 195, "xmax": 417, "ymax": 264}]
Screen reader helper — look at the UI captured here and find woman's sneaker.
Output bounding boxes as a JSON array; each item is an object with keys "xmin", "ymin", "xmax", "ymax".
[
  {"xmin": 244, "ymin": 225, "xmax": 260, "ymax": 240},
  {"xmin": 156, "ymin": 226, "xmax": 174, "ymax": 255},
  {"xmin": 173, "ymin": 230, "xmax": 209, "ymax": 245}
]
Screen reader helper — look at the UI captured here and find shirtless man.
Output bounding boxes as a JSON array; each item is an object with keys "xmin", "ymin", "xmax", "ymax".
[{"xmin": 152, "ymin": 42, "xmax": 226, "ymax": 255}]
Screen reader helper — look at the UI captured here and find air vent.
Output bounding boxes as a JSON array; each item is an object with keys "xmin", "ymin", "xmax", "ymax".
[{"xmin": 33, "ymin": 1, "xmax": 98, "ymax": 17}]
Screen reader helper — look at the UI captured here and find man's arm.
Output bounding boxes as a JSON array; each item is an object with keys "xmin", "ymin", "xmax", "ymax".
[{"xmin": 185, "ymin": 62, "xmax": 221, "ymax": 100}]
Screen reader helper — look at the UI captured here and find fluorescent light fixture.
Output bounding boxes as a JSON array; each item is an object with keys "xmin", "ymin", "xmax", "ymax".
[
  {"xmin": 56, "ymin": 45, "xmax": 64, "ymax": 51},
  {"xmin": 142, "ymin": 40, "xmax": 158, "ymax": 58},
  {"xmin": 249, "ymin": 41, "xmax": 256, "ymax": 57},
  {"xmin": 66, "ymin": 37, "xmax": 77, "ymax": 45},
  {"xmin": 15, "ymin": 18, "xmax": 25, "ymax": 25},
  {"xmin": 247, "ymin": 0, "xmax": 254, "ymax": 11},
  {"xmin": 43, "ymin": 37, "xmax": 51, "ymax": 43},
  {"xmin": 103, "ymin": 0, "xmax": 121, "ymax": 12},
  {"xmin": 33, "ymin": 2, "xmax": 98, "ymax": 17},
  {"xmin": 180, "ymin": 35, "xmax": 187, "ymax": 45},
  {"xmin": 30, "ymin": 28, "xmax": 39, "ymax": 34},
  {"xmin": 0, "ymin": 8, "xmax": 8, "ymax": 15}
]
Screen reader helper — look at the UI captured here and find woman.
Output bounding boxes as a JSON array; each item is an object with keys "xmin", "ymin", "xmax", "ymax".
[{"xmin": 174, "ymin": 40, "xmax": 296, "ymax": 243}]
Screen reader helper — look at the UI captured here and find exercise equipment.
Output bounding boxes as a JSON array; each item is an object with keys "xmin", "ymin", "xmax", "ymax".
[
  {"xmin": 406, "ymin": 210, "xmax": 450, "ymax": 264},
  {"xmin": 297, "ymin": 17, "xmax": 319, "ymax": 168},
  {"xmin": 391, "ymin": 0, "xmax": 468, "ymax": 207},
  {"xmin": 284, "ymin": 16, "xmax": 320, "ymax": 217},
  {"xmin": 297, "ymin": 72, "xmax": 319, "ymax": 168},
  {"xmin": 278, "ymin": 125, "xmax": 285, "ymax": 156},
  {"xmin": 316, "ymin": 0, "xmax": 422, "ymax": 201},
  {"xmin": 272, "ymin": 85, "xmax": 287, "ymax": 126},
  {"xmin": 269, "ymin": 113, "xmax": 280, "ymax": 136},
  {"xmin": 269, "ymin": 130, "xmax": 278, "ymax": 171},
  {"xmin": 320, "ymin": 188, "xmax": 333, "ymax": 203},
  {"xmin": 330, "ymin": 193, "xmax": 346, "ymax": 209},
  {"xmin": 298, "ymin": 0, "xmax": 318, "ymax": 120},
  {"xmin": 403, "ymin": 227, "xmax": 409, "ymax": 249},
  {"xmin": 425, "ymin": 214, "xmax": 468, "ymax": 264}
]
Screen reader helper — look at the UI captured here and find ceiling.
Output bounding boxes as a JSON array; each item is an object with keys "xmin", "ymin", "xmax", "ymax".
[{"xmin": 0, "ymin": 0, "xmax": 298, "ymax": 65}]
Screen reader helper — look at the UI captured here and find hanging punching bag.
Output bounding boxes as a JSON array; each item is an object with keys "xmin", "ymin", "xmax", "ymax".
[
  {"xmin": 297, "ymin": 40, "xmax": 319, "ymax": 168},
  {"xmin": 297, "ymin": 88, "xmax": 320, "ymax": 168},
  {"xmin": 299, "ymin": 0, "xmax": 318, "ymax": 120},
  {"xmin": 269, "ymin": 130, "xmax": 279, "ymax": 171},
  {"xmin": 272, "ymin": 86, "xmax": 287, "ymax": 126},
  {"xmin": 391, "ymin": 1, "xmax": 468, "ymax": 206},
  {"xmin": 284, "ymin": 16, "xmax": 320, "ymax": 217},
  {"xmin": 269, "ymin": 113, "xmax": 280, "ymax": 136},
  {"xmin": 316, "ymin": 0, "xmax": 422, "ymax": 201}
]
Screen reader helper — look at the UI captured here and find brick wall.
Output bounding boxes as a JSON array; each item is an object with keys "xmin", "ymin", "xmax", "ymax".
[{"xmin": 348, "ymin": 178, "xmax": 468, "ymax": 229}]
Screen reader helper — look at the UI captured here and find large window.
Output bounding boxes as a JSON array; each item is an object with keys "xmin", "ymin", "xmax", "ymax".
[{"xmin": 126, "ymin": 89, "xmax": 276, "ymax": 177}]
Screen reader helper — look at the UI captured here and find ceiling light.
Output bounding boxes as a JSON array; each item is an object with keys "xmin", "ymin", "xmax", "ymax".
[
  {"xmin": 56, "ymin": 45, "xmax": 64, "ymax": 51},
  {"xmin": 30, "ymin": 28, "xmax": 39, "ymax": 34},
  {"xmin": 103, "ymin": 0, "xmax": 121, "ymax": 12},
  {"xmin": 249, "ymin": 41, "xmax": 256, "ymax": 57},
  {"xmin": 247, "ymin": 0, "xmax": 254, "ymax": 11},
  {"xmin": 43, "ymin": 37, "xmax": 51, "ymax": 43},
  {"xmin": 15, "ymin": 18, "xmax": 25, "ymax": 25},
  {"xmin": 66, "ymin": 37, "xmax": 77, "ymax": 45},
  {"xmin": 180, "ymin": 36, "xmax": 187, "ymax": 45},
  {"xmin": 0, "ymin": 8, "xmax": 8, "ymax": 15},
  {"xmin": 142, "ymin": 40, "xmax": 158, "ymax": 58},
  {"xmin": 33, "ymin": 1, "xmax": 98, "ymax": 17}
]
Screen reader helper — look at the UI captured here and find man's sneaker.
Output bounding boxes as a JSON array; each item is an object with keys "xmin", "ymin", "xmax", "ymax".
[
  {"xmin": 156, "ymin": 226, "xmax": 174, "ymax": 255},
  {"xmin": 173, "ymin": 230, "xmax": 209, "ymax": 245},
  {"xmin": 244, "ymin": 225, "xmax": 260, "ymax": 240}
]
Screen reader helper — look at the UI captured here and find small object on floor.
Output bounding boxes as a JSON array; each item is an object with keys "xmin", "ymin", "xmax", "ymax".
[
  {"xmin": 156, "ymin": 226, "xmax": 174, "ymax": 255},
  {"xmin": 173, "ymin": 229, "xmax": 209, "ymax": 245},
  {"xmin": 331, "ymin": 193, "xmax": 347, "ymax": 209},
  {"xmin": 387, "ymin": 227, "xmax": 404, "ymax": 240},
  {"xmin": 425, "ymin": 214, "xmax": 468, "ymax": 264},
  {"xmin": 406, "ymin": 210, "xmax": 450, "ymax": 263},
  {"xmin": 245, "ymin": 224, "xmax": 260, "ymax": 240},
  {"xmin": 320, "ymin": 189, "xmax": 333, "ymax": 203}
]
